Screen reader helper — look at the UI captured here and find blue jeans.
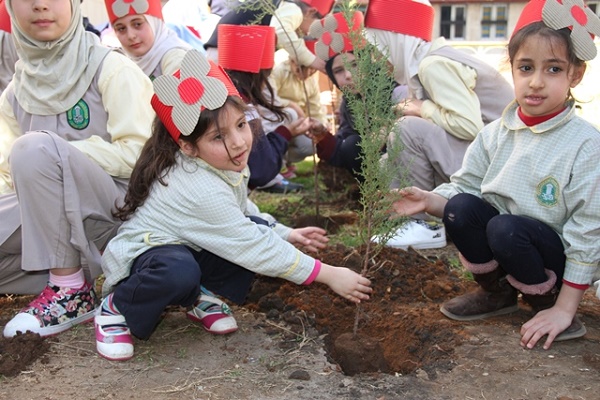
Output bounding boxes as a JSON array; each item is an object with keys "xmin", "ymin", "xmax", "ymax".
[{"xmin": 443, "ymin": 193, "xmax": 565, "ymax": 286}]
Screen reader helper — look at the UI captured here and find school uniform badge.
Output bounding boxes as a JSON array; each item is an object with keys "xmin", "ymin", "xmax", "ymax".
[
  {"xmin": 536, "ymin": 176, "xmax": 559, "ymax": 207},
  {"xmin": 67, "ymin": 99, "xmax": 90, "ymax": 130}
]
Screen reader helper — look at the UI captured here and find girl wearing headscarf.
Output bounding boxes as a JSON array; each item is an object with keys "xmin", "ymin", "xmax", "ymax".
[
  {"xmin": 105, "ymin": 0, "xmax": 191, "ymax": 79},
  {"xmin": 1, "ymin": 0, "xmax": 154, "ymax": 338}
]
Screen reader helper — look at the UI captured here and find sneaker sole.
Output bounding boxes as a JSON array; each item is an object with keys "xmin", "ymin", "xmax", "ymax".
[
  {"xmin": 186, "ymin": 312, "xmax": 238, "ymax": 335},
  {"xmin": 96, "ymin": 347, "xmax": 134, "ymax": 362},
  {"xmin": 439, "ymin": 304, "xmax": 520, "ymax": 321},
  {"xmin": 4, "ymin": 310, "xmax": 96, "ymax": 338},
  {"xmin": 386, "ymin": 239, "xmax": 447, "ymax": 251}
]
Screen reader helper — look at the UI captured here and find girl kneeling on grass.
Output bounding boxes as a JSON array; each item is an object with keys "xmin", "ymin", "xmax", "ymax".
[{"xmin": 96, "ymin": 50, "xmax": 372, "ymax": 361}]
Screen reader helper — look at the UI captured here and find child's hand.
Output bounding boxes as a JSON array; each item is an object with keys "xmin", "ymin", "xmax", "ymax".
[
  {"xmin": 389, "ymin": 187, "xmax": 447, "ymax": 219},
  {"xmin": 309, "ymin": 57, "xmax": 326, "ymax": 74},
  {"xmin": 395, "ymin": 98, "xmax": 423, "ymax": 117},
  {"xmin": 308, "ymin": 118, "xmax": 328, "ymax": 135},
  {"xmin": 316, "ymin": 263, "xmax": 372, "ymax": 303},
  {"xmin": 306, "ymin": 119, "xmax": 329, "ymax": 143},
  {"xmin": 286, "ymin": 117, "xmax": 311, "ymax": 137},
  {"xmin": 520, "ymin": 306, "xmax": 574, "ymax": 350},
  {"xmin": 390, "ymin": 187, "xmax": 428, "ymax": 216},
  {"xmin": 288, "ymin": 227, "xmax": 328, "ymax": 253}
]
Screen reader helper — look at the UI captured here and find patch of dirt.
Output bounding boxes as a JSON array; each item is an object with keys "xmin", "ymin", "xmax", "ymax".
[
  {"xmin": 246, "ymin": 244, "xmax": 467, "ymax": 377},
  {"xmin": 0, "ymin": 331, "xmax": 51, "ymax": 377}
]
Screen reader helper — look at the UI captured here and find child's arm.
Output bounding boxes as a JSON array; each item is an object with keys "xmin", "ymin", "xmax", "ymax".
[
  {"xmin": 315, "ymin": 263, "xmax": 372, "ymax": 303},
  {"xmin": 418, "ymin": 55, "xmax": 484, "ymax": 141},
  {"xmin": 271, "ymin": 3, "xmax": 318, "ymax": 70},
  {"xmin": 519, "ymin": 285, "xmax": 585, "ymax": 350}
]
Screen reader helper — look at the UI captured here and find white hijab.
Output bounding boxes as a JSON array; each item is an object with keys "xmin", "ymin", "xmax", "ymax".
[
  {"xmin": 364, "ymin": 28, "xmax": 432, "ymax": 100},
  {"xmin": 7, "ymin": 0, "xmax": 111, "ymax": 115},
  {"xmin": 123, "ymin": 15, "xmax": 190, "ymax": 76}
]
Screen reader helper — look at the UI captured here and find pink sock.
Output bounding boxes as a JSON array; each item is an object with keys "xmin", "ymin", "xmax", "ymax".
[{"xmin": 49, "ymin": 269, "xmax": 85, "ymax": 289}]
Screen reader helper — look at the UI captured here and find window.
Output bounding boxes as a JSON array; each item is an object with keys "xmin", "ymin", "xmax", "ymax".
[
  {"xmin": 481, "ymin": 4, "xmax": 508, "ymax": 39},
  {"xmin": 588, "ymin": 1, "xmax": 600, "ymax": 16},
  {"xmin": 440, "ymin": 5, "xmax": 466, "ymax": 40}
]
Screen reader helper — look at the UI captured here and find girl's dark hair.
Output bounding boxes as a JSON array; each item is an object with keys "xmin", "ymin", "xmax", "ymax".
[
  {"xmin": 225, "ymin": 69, "xmax": 287, "ymax": 123},
  {"xmin": 114, "ymin": 96, "xmax": 249, "ymax": 221},
  {"xmin": 325, "ymin": 54, "xmax": 340, "ymax": 89}
]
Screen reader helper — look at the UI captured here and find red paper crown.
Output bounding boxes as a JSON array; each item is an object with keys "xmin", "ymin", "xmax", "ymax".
[
  {"xmin": 302, "ymin": 0, "xmax": 335, "ymax": 17},
  {"xmin": 151, "ymin": 50, "xmax": 240, "ymax": 142},
  {"xmin": 512, "ymin": 0, "xmax": 600, "ymax": 61},
  {"xmin": 218, "ymin": 24, "xmax": 276, "ymax": 73},
  {"xmin": 309, "ymin": 12, "xmax": 364, "ymax": 61},
  {"xmin": 364, "ymin": 0, "xmax": 434, "ymax": 42},
  {"xmin": 0, "ymin": 0, "xmax": 10, "ymax": 33},
  {"xmin": 105, "ymin": 0, "xmax": 163, "ymax": 24}
]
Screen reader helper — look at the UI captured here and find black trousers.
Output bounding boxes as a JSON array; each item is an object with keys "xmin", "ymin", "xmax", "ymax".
[
  {"xmin": 112, "ymin": 244, "xmax": 256, "ymax": 339},
  {"xmin": 443, "ymin": 193, "xmax": 565, "ymax": 287}
]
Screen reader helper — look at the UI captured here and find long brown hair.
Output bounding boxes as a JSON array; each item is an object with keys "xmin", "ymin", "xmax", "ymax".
[
  {"xmin": 115, "ymin": 96, "xmax": 249, "ymax": 221},
  {"xmin": 225, "ymin": 69, "xmax": 288, "ymax": 123}
]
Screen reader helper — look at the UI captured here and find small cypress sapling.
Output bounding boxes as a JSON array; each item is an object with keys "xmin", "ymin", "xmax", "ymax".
[{"xmin": 336, "ymin": 3, "xmax": 411, "ymax": 336}]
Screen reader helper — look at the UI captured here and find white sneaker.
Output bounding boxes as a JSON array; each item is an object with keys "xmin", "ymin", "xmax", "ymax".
[{"xmin": 372, "ymin": 220, "xmax": 447, "ymax": 250}]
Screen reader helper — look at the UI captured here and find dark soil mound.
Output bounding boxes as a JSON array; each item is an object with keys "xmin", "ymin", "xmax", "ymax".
[
  {"xmin": 246, "ymin": 243, "xmax": 471, "ymax": 376},
  {"xmin": 0, "ymin": 331, "xmax": 50, "ymax": 377}
]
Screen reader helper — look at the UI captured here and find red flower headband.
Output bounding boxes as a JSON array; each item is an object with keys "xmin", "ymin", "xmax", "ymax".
[
  {"xmin": 514, "ymin": 0, "xmax": 600, "ymax": 61},
  {"xmin": 151, "ymin": 50, "xmax": 240, "ymax": 142},
  {"xmin": 308, "ymin": 12, "xmax": 365, "ymax": 62},
  {"xmin": 105, "ymin": 0, "xmax": 163, "ymax": 24}
]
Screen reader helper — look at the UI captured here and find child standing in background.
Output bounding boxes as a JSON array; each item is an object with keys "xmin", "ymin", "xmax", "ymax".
[
  {"xmin": 1, "ymin": 0, "xmax": 154, "ymax": 337},
  {"xmin": 390, "ymin": 0, "xmax": 600, "ymax": 350},
  {"xmin": 96, "ymin": 50, "xmax": 372, "ymax": 361},
  {"xmin": 105, "ymin": 0, "xmax": 191, "ymax": 79}
]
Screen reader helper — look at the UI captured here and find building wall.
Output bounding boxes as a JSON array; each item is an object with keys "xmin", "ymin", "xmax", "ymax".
[{"xmin": 431, "ymin": 2, "xmax": 527, "ymax": 41}]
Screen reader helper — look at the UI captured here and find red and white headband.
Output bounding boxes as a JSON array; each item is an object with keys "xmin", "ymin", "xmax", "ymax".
[
  {"xmin": 105, "ymin": 0, "xmax": 163, "ymax": 24},
  {"xmin": 151, "ymin": 50, "xmax": 240, "ymax": 142},
  {"xmin": 514, "ymin": 0, "xmax": 600, "ymax": 61},
  {"xmin": 309, "ymin": 12, "xmax": 364, "ymax": 62}
]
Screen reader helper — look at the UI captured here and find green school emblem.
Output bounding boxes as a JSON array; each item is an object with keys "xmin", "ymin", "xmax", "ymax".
[
  {"xmin": 66, "ymin": 99, "xmax": 90, "ymax": 130},
  {"xmin": 536, "ymin": 177, "xmax": 559, "ymax": 207}
]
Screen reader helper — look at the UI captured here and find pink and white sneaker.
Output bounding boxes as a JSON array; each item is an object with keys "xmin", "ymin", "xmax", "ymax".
[
  {"xmin": 186, "ymin": 294, "xmax": 238, "ymax": 335},
  {"xmin": 94, "ymin": 296, "xmax": 134, "ymax": 361}
]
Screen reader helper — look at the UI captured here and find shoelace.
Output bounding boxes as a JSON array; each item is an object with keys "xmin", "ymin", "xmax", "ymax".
[{"xmin": 27, "ymin": 285, "xmax": 62, "ymax": 312}]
